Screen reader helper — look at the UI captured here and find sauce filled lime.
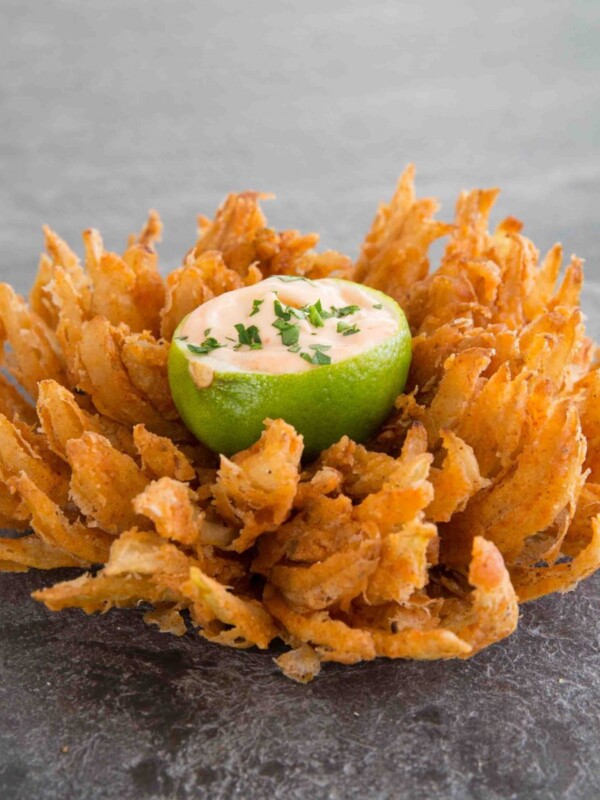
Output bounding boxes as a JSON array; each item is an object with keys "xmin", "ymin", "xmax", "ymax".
[{"xmin": 168, "ymin": 276, "xmax": 411, "ymax": 457}]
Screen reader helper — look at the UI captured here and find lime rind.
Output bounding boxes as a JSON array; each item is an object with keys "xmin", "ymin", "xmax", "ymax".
[{"xmin": 168, "ymin": 284, "xmax": 412, "ymax": 458}]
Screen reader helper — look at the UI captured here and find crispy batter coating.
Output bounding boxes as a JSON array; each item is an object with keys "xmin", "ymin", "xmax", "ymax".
[
  {"xmin": 133, "ymin": 477, "xmax": 201, "ymax": 547},
  {"xmin": 66, "ymin": 432, "xmax": 149, "ymax": 534},
  {"xmin": 10, "ymin": 472, "xmax": 112, "ymax": 564},
  {"xmin": 213, "ymin": 418, "xmax": 303, "ymax": 553},
  {"xmin": 354, "ymin": 165, "xmax": 451, "ymax": 304},
  {"xmin": 77, "ymin": 316, "xmax": 186, "ymax": 440},
  {"xmin": 83, "ymin": 217, "xmax": 165, "ymax": 337},
  {"xmin": 37, "ymin": 379, "xmax": 136, "ymax": 459},
  {"xmin": 0, "ymin": 535, "xmax": 84, "ymax": 571},
  {"xmin": 133, "ymin": 425, "xmax": 196, "ymax": 481},
  {"xmin": 160, "ymin": 254, "xmax": 218, "ymax": 340},
  {"xmin": 0, "ymin": 170, "xmax": 598, "ymax": 681},
  {"xmin": 0, "ymin": 283, "xmax": 66, "ymax": 397}
]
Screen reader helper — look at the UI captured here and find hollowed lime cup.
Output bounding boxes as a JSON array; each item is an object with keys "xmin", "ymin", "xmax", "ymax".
[{"xmin": 168, "ymin": 283, "xmax": 411, "ymax": 458}]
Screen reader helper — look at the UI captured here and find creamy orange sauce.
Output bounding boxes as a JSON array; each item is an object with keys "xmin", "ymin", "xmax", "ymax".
[{"xmin": 178, "ymin": 276, "xmax": 398, "ymax": 375}]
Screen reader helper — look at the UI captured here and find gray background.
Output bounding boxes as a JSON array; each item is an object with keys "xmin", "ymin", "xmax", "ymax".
[{"xmin": 1, "ymin": 1, "xmax": 599, "ymax": 799}]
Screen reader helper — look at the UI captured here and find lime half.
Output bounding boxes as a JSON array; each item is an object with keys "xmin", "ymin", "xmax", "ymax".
[{"xmin": 168, "ymin": 277, "xmax": 411, "ymax": 458}]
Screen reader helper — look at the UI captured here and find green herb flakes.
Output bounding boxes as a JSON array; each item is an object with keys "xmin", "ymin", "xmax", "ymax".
[
  {"xmin": 274, "ymin": 299, "xmax": 306, "ymax": 323},
  {"xmin": 331, "ymin": 304, "xmax": 360, "ymax": 318},
  {"xmin": 187, "ymin": 336, "xmax": 224, "ymax": 356},
  {"xmin": 234, "ymin": 323, "xmax": 262, "ymax": 347},
  {"xmin": 337, "ymin": 321, "xmax": 360, "ymax": 336},
  {"xmin": 306, "ymin": 302, "xmax": 325, "ymax": 328},
  {"xmin": 274, "ymin": 299, "xmax": 290, "ymax": 320},
  {"xmin": 300, "ymin": 349, "xmax": 332, "ymax": 366},
  {"xmin": 273, "ymin": 318, "xmax": 300, "ymax": 346}
]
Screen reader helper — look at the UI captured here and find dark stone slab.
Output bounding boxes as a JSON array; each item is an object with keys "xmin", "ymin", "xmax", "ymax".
[{"xmin": 1, "ymin": 569, "xmax": 599, "ymax": 800}]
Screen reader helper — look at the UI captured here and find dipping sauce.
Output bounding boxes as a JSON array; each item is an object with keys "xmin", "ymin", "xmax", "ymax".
[{"xmin": 177, "ymin": 276, "xmax": 399, "ymax": 375}]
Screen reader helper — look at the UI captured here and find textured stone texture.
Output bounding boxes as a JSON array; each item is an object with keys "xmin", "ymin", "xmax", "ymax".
[
  {"xmin": 2, "ymin": 569, "xmax": 600, "ymax": 800},
  {"xmin": 1, "ymin": 1, "xmax": 599, "ymax": 798}
]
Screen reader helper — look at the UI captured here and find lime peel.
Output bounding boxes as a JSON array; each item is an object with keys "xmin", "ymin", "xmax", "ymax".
[{"xmin": 168, "ymin": 279, "xmax": 412, "ymax": 458}]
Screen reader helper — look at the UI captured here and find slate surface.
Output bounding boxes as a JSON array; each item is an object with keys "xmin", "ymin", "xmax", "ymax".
[{"xmin": 1, "ymin": 2, "xmax": 599, "ymax": 798}]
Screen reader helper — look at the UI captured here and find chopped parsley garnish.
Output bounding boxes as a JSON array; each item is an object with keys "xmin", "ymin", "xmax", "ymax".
[
  {"xmin": 309, "ymin": 343, "xmax": 331, "ymax": 352},
  {"xmin": 306, "ymin": 300, "xmax": 326, "ymax": 328},
  {"xmin": 187, "ymin": 336, "xmax": 224, "ymax": 355},
  {"xmin": 274, "ymin": 299, "xmax": 291, "ymax": 320},
  {"xmin": 373, "ymin": 303, "xmax": 383, "ymax": 309},
  {"xmin": 276, "ymin": 276, "xmax": 313, "ymax": 283},
  {"xmin": 204, "ymin": 328, "xmax": 212, "ymax": 336},
  {"xmin": 234, "ymin": 323, "xmax": 262, "ymax": 348},
  {"xmin": 317, "ymin": 300, "xmax": 333, "ymax": 319},
  {"xmin": 250, "ymin": 299, "xmax": 264, "ymax": 317},
  {"xmin": 272, "ymin": 318, "xmax": 300, "ymax": 346},
  {"xmin": 331, "ymin": 304, "xmax": 360, "ymax": 318},
  {"xmin": 308, "ymin": 306, "xmax": 324, "ymax": 327},
  {"xmin": 274, "ymin": 299, "xmax": 306, "ymax": 321},
  {"xmin": 337, "ymin": 321, "xmax": 360, "ymax": 336},
  {"xmin": 300, "ymin": 350, "xmax": 332, "ymax": 366},
  {"xmin": 176, "ymin": 335, "xmax": 189, "ymax": 341},
  {"xmin": 281, "ymin": 327, "xmax": 299, "ymax": 346},
  {"xmin": 287, "ymin": 344, "xmax": 301, "ymax": 353}
]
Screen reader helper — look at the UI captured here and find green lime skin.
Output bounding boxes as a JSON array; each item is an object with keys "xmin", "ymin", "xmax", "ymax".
[{"xmin": 168, "ymin": 284, "xmax": 411, "ymax": 459}]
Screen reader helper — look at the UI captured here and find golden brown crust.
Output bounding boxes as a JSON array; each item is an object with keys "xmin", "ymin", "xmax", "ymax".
[{"xmin": 0, "ymin": 170, "xmax": 594, "ymax": 681}]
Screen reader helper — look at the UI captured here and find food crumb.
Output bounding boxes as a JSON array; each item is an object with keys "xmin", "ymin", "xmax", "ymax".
[{"xmin": 61, "ymin": 745, "xmax": 69, "ymax": 754}]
